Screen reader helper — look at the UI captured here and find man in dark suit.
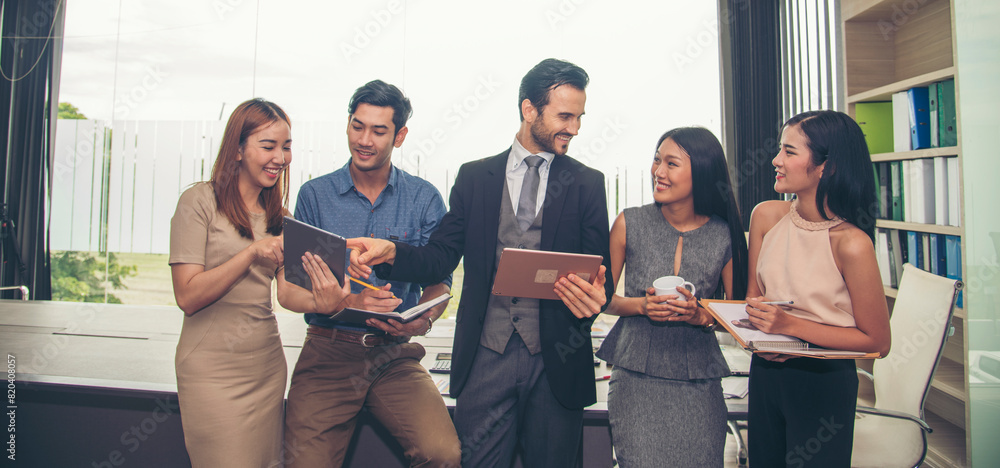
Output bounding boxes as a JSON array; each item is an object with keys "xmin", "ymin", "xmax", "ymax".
[{"xmin": 350, "ymin": 58, "xmax": 614, "ymax": 467}]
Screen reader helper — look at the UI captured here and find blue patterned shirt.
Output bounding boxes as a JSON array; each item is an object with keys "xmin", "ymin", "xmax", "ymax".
[{"xmin": 294, "ymin": 162, "xmax": 450, "ymax": 329}]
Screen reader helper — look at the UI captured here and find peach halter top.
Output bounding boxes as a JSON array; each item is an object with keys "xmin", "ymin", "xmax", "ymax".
[{"xmin": 756, "ymin": 199, "xmax": 856, "ymax": 328}]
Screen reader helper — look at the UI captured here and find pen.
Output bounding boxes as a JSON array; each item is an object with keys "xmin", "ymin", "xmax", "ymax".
[
  {"xmin": 595, "ymin": 375, "xmax": 611, "ymax": 381},
  {"xmin": 762, "ymin": 300, "xmax": 794, "ymax": 305},
  {"xmin": 349, "ymin": 277, "xmax": 398, "ymax": 300}
]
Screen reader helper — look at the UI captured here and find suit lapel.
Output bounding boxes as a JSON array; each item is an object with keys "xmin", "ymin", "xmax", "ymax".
[
  {"xmin": 482, "ymin": 150, "xmax": 509, "ymax": 279},
  {"xmin": 541, "ymin": 155, "xmax": 570, "ymax": 251}
]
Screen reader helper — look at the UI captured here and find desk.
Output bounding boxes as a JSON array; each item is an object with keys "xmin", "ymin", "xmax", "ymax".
[{"xmin": 0, "ymin": 300, "xmax": 751, "ymax": 467}]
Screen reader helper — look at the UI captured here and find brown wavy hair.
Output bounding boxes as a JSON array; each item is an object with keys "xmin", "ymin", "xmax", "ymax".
[{"xmin": 210, "ymin": 98, "xmax": 291, "ymax": 239}]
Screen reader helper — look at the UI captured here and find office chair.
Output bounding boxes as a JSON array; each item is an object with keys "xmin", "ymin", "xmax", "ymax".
[{"xmin": 851, "ymin": 263, "xmax": 962, "ymax": 468}]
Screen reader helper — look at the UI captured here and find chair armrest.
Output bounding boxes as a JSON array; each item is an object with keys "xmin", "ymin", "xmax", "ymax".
[
  {"xmin": 856, "ymin": 405, "xmax": 933, "ymax": 433},
  {"xmin": 856, "ymin": 368, "xmax": 873, "ymax": 382}
]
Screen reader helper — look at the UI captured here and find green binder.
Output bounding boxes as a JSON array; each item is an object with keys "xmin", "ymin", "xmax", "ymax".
[
  {"xmin": 890, "ymin": 161, "xmax": 903, "ymax": 221},
  {"xmin": 929, "ymin": 82, "xmax": 939, "ymax": 147},
  {"xmin": 939, "ymin": 79, "xmax": 957, "ymax": 147},
  {"xmin": 854, "ymin": 102, "xmax": 894, "ymax": 155}
]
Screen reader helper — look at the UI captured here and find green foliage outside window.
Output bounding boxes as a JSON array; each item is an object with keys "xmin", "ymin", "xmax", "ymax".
[
  {"xmin": 58, "ymin": 102, "xmax": 87, "ymax": 119},
  {"xmin": 51, "ymin": 251, "xmax": 136, "ymax": 303}
]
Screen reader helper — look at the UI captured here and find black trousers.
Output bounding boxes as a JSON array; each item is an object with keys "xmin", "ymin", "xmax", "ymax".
[{"xmin": 748, "ymin": 355, "xmax": 858, "ymax": 467}]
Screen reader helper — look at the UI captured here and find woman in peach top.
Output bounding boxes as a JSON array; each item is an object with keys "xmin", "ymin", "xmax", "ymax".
[{"xmin": 744, "ymin": 110, "xmax": 891, "ymax": 467}]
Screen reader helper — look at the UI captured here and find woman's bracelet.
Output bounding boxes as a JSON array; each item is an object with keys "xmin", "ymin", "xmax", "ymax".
[{"xmin": 694, "ymin": 301, "xmax": 716, "ymax": 331}]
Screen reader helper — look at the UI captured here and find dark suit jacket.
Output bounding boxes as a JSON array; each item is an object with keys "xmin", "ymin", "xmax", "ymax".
[{"xmin": 375, "ymin": 149, "xmax": 614, "ymax": 409}]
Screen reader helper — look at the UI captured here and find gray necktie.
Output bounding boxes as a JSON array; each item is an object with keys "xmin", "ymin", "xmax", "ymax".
[{"xmin": 516, "ymin": 155, "xmax": 544, "ymax": 232}]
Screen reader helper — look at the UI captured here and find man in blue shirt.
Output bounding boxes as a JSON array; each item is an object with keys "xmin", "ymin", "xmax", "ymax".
[{"xmin": 283, "ymin": 80, "xmax": 460, "ymax": 468}]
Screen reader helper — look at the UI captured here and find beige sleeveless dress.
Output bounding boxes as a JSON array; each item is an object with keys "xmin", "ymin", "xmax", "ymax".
[{"xmin": 169, "ymin": 182, "xmax": 286, "ymax": 467}]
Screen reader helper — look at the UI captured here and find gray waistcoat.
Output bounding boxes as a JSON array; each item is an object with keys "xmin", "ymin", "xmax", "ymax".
[{"xmin": 480, "ymin": 180, "xmax": 543, "ymax": 354}]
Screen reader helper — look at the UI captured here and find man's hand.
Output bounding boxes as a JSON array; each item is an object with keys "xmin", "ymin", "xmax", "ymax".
[
  {"xmin": 344, "ymin": 283, "xmax": 401, "ymax": 313},
  {"xmin": 347, "ymin": 237, "xmax": 397, "ymax": 278},
  {"xmin": 553, "ymin": 265, "xmax": 607, "ymax": 319},
  {"xmin": 366, "ymin": 309, "xmax": 434, "ymax": 338},
  {"xmin": 301, "ymin": 252, "xmax": 351, "ymax": 314}
]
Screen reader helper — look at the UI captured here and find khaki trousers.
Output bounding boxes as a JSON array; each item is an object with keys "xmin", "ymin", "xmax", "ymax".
[{"xmin": 283, "ymin": 330, "xmax": 460, "ymax": 468}]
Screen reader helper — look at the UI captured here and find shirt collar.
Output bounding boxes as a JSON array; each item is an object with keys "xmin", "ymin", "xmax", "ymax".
[
  {"xmin": 332, "ymin": 161, "xmax": 397, "ymax": 196},
  {"xmin": 508, "ymin": 137, "xmax": 554, "ymax": 172}
]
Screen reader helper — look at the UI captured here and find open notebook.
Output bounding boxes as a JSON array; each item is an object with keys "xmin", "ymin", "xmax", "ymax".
[
  {"xmin": 704, "ymin": 300, "xmax": 879, "ymax": 359},
  {"xmin": 330, "ymin": 293, "xmax": 452, "ymax": 325}
]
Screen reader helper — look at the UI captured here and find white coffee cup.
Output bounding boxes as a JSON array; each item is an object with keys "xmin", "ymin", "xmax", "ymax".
[{"xmin": 652, "ymin": 276, "xmax": 696, "ymax": 300}]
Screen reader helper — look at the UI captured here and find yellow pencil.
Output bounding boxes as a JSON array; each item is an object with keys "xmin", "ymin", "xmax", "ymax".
[{"xmin": 349, "ymin": 276, "xmax": 398, "ymax": 299}]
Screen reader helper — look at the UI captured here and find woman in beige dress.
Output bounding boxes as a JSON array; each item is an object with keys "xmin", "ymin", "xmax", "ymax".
[{"xmin": 169, "ymin": 98, "xmax": 350, "ymax": 467}]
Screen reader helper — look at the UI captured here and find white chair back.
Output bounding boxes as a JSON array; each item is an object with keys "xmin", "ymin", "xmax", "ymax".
[
  {"xmin": 852, "ymin": 263, "xmax": 961, "ymax": 467},
  {"xmin": 873, "ymin": 263, "xmax": 960, "ymax": 415}
]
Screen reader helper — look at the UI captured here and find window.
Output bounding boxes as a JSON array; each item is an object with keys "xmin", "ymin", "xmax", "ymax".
[{"xmin": 53, "ymin": 0, "xmax": 722, "ymax": 304}]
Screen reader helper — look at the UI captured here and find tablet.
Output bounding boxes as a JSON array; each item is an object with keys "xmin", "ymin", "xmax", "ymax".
[
  {"xmin": 491, "ymin": 248, "xmax": 603, "ymax": 300},
  {"xmin": 282, "ymin": 216, "xmax": 345, "ymax": 291}
]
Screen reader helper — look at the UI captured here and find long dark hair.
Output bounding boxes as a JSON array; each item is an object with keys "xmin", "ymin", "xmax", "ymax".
[
  {"xmin": 210, "ymin": 98, "xmax": 291, "ymax": 239},
  {"xmin": 657, "ymin": 127, "xmax": 748, "ymax": 299},
  {"xmin": 782, "ymin": 110, "xmax": 877, "ymax": 242}
]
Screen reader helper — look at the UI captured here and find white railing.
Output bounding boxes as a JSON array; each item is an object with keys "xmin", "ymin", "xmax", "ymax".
[
  {"xmin": 51, "ymin": 119, "xmax": 631, "ymax": 255},
  {"xmin": 51, "ymin": 119, "xmax": 344, "ymax": 254}
]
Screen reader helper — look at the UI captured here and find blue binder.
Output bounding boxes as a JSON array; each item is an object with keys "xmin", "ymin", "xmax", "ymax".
[
  {"xmin": 907, "ymin": 231, "xmax": 921, "ymax": 270},
  {"xmin": 907, "ymin": 87, "xmax": 931, "ymax": 150}
]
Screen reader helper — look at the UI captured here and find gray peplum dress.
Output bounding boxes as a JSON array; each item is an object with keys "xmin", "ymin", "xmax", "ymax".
[{"xmin": 596, "ymin": 203, "xmax": 731, "ymax": 467}]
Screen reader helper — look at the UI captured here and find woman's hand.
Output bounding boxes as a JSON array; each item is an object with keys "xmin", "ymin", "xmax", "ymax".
[
  {"xmin": 251, "ymin": 236, "xmax": 284, "ymax": 265},
  {"xmin": 745, "ymin": 296, "xmax": 795, "ymax": 335},
  {"xmin": 642, "ymin": 285, "xmax": 696, "ymax": 322},
  {"xmin": 664, "ymin": 285, "xmax": 700, "ymax": 323},
  {"xmin": 301, "ymin": 252, "xmax": 351, "ymax": 314},
  {"xmin": 745, "ymin": 296, "xmax": 798, "ymax": 362},
  {"xmin": 756, "ymin": 352, "xmax": 796, "ymax": 362}
]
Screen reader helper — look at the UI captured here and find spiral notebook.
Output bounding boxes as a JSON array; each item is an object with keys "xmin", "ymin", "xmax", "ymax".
[{"xmin": 703, "ymin": 300, "xmax": 879, "ymax": 359}]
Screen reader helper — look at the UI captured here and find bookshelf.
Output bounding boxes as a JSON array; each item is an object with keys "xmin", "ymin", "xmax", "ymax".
[{"xmin": 840, "ymin": 0, "xmax": 969, "ymax": 466}]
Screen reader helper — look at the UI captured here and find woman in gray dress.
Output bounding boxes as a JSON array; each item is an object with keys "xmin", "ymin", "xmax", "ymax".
[{"xmin": 595, "ymin": 127, "xmax": 748, "ymax": 467}]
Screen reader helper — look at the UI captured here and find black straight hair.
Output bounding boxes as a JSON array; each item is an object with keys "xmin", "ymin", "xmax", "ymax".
[
  {"xmin": 347, "ymin": 79, "xmax": 413, "ymax": 136},
  {"xmin": 782, "ymin": 110, "xmax": 878, "ymax": 242},
  {"xmin": 518, "ymin": 58, "xmax": 589, "ymax": 121},
  {"xmin": 657, "ymin": 127, "xmax": 749, "ymax": 299}
]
